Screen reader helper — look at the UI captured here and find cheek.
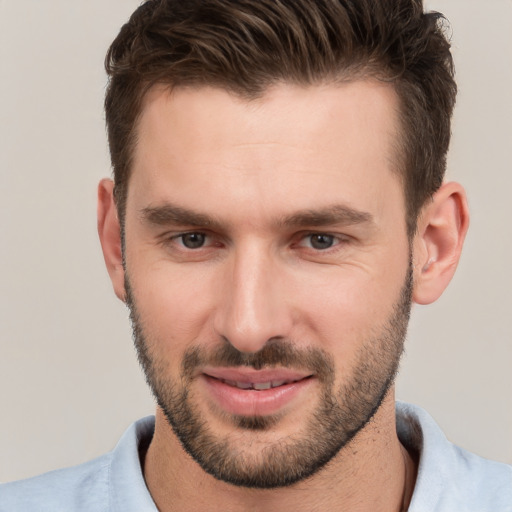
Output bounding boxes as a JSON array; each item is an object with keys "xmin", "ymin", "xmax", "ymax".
[
  {"xmin": 128, "ymin": 264, "xmax": 217, "ymax": 358},
  {"xmin": 289, "ymin": 262, "xmax": 407, "ymax": 361},
  {"xmin": 293, "ymin": 274, "xmax": 378, "ymax": 334}
]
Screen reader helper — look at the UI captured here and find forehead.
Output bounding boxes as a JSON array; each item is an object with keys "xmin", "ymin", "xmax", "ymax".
[
  {"xmin": 136, "ymin": 80, "xmax": 400, "ymax": 155},
  {"xmin": 129, "ymin": 81, "xmax": 404, "ymax": 226}
]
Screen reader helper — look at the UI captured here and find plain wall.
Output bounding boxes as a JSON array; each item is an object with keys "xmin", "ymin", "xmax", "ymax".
[{"xmin": 0, "ymin": 0, "xmax": 511, "ymax": 482}]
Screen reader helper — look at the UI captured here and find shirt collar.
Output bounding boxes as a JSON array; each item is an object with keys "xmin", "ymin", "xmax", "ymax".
[{"xmin": 110, "ymin": 415, "xmax": 158, "ymax": 512}]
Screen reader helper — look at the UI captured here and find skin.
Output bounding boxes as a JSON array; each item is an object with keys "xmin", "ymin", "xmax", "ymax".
[{"xmin": 98, "ymin": 82, "xmax": 469, "ymax": 511}]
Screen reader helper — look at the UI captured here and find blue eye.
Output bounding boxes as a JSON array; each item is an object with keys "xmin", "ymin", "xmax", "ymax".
[
  {"xmin": 179, "ymin": 232, "xmax": 206, "ymax": 249},
  {"xmin": 308, "ymin": 234, "xmax": 335, "ymax": 250}
]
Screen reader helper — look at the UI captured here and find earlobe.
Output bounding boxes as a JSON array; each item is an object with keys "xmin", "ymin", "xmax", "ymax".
[
  {"xmin": 412, "ymin": 182, "xmax": 469, "ymax": 305},
  {"xmin": 97, "ymin": 178, "xmax": 126, "ymax": 302}
]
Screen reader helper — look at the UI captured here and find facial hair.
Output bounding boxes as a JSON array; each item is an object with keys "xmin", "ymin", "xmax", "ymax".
[{"xmin": 125, "ymin": 265, "xmax": 412, "ymax": 489}]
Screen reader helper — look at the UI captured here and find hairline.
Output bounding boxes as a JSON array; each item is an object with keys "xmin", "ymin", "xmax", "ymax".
[{"xmin": 114, "ymin": 72, "xmax": 415, "ymax": 237}]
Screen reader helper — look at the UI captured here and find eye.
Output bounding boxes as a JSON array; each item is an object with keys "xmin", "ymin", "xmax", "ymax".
[
  {"xmin": 178, "ymin": 232, "xmax": 207, "ymax": 249},
  {"xmin": 306, "ymin": 233, "xmax": 336, "ymax": 250}
]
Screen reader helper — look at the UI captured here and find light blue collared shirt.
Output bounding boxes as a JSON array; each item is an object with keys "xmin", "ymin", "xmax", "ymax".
[{"xmin": 1, "ymin": 403, "xmax": 511, "ymax": 511}]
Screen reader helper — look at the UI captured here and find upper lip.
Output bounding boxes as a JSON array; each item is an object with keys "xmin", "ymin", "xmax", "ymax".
[{"xmin": 202, "ymin": 367, "xmax": 313, "ymax": 384}]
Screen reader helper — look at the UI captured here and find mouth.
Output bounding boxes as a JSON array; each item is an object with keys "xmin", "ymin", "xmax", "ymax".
[
  {"xmin": 200, "ymin": 367, "xmax": 315, "ymax": 417},
  {"xmin": 215, "ymin": 377, "xmax": 306, "ymax": 390}
]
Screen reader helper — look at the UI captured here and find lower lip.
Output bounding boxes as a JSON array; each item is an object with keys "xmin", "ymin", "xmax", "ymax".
[{"xmin": 201, "ymin": 375, "xmax": 314, "ymax": 417}]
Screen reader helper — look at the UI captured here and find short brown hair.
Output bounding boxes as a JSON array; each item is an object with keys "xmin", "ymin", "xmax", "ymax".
[{"xmin": 105, "ymin": 0, "xmax": 456, "ymax": 235}]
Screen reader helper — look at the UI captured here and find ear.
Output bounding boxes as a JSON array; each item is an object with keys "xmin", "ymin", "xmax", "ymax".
[
  {"xmin": 412, "ymin": 182, "xmax": 469, "ymax": 305},
  {"xmin": 97, "ymin": 178, "xmax": 126, "ymax": 302}
]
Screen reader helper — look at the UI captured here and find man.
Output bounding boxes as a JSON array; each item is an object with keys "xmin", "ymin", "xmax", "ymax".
[{"xmin": 1, "ymin": 0, "xmax": 510, "ymax": 510}]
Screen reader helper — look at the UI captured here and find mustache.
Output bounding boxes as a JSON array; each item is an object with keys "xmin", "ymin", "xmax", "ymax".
[{"xmin": 182, "ymin": 338, "xmax": 335, "ymax": 382}]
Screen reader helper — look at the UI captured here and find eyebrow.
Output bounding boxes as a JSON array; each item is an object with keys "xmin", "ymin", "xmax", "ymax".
[
  {"xmin": 280, "ymin": 205, "xmax": 374, "ymax": 228},
  {"xmin": 140, "ymin": 204, "xmax": 223, "ymax": 229},
  {"xmin": 140, "ymin": 203, "xmax": 374, "ymax": 230}
]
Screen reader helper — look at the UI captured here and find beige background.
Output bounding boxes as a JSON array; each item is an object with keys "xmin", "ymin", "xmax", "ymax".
[{"xmin": 0, "ymin": 0, "xmax": 511, "ymax": 482}]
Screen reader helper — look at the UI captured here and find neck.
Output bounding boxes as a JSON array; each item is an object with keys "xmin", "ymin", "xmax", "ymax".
[{"xmin": 144, "ymin": 391, "xmax": 416, "ymax": 512}]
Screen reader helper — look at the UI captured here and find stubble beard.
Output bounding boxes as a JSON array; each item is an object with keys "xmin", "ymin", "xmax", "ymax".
[{"xmin": 125, "ymin": 266, "xmax": 412, "ymax": 489}]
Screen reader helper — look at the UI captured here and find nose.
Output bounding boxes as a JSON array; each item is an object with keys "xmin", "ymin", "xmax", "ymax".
[{"xmin": 213, "ymin": 242, "xmax": 293, "ymax": 354}]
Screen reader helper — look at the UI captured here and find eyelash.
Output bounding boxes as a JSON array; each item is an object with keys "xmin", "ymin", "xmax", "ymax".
[
  {"xmin": 165, "ymin": 231, "xmax": 348, "ymax": 253},
  {"xmin": 295, "ymin": 233, "xmax": 345, "ymax": 251}
]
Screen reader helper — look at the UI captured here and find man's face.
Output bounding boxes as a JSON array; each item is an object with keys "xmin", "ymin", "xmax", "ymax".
[{"xmin": 123, "ymin": 82, "xmax": 412, "ymax": 487}]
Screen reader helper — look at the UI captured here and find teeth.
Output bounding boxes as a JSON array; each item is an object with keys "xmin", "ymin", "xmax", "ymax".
[
  {"xmin": 221, "ymin": 379, "xmax": 293, "ymax": 390},
  {"xmin": 234, "ymin": 381, "xmax": 252, "ymax": 389},
  {"xmin": 253, "ymin": 382, "xmax": 272, "ymax": 390}
]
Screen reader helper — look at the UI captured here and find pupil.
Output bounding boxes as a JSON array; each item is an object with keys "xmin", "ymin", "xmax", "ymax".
[
  {"xmin": 310, "ymin": 234, "xmax": 334, "ymax": 250},
  {"xmin": 182, "ymin": 233, "xmax": 205, "ymax": 249}
]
